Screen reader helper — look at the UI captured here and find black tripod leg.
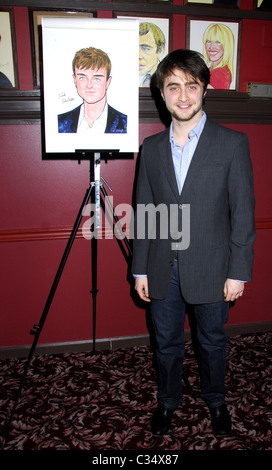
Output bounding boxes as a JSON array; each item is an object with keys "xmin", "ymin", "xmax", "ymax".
[
  {"xmin": 90, "ymin": 202, "xmax": 98, "ymax": 352},
  {"xmin": 9, "ymin": 184, "xmax": 94, "ymax": 422},
  {"xmin": 100, "ymin": 184, "xmax": 132, "ymax": 257}
]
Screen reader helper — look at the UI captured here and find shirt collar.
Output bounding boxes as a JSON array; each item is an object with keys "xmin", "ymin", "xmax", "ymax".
[
  {"xmin": 170, "ymin": 111, "xmax": 207, "ymax": 144},
  {"xmin": 78, "ymin": 103, "xmax": 108, "ymax": 132}
]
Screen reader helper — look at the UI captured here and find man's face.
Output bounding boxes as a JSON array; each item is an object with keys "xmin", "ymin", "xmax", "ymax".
[
  {"xmin": 161, "ymin": 68, "xmax": 205, "ymax": 124},
  {"xmin": 139, "ymin": 31, "xmax": 161, "ymax": 76},
  {"xmin": 73, "ymin": 67, "xmax": 111, "ymax": 105}
]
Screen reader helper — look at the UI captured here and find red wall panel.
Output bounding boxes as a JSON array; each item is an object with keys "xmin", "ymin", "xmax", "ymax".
[
  {"xmin": 239, "ymin": 20, "xmax": 272, "ymax": 91},
  {"xmin": 14, "ymin": 7, "xmax": 33, "ymax": 90},
  {"xmin": 0, "ymin": 6, "xmax": 271, "ymax": 349},
  {"xmin": 0, "ymin": 124, "xmax": 149, "ymax": 347},
  {"xmin": 222, "ymin": 123, "xmax": 272, "ymax": 218},
  {"xmin": 1, "ymin": 121, "xmax": 271, "ymax": 348}
]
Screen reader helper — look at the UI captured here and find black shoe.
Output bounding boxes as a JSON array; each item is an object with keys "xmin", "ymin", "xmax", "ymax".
[
  {"xmin": 151, "ymin": 405, "xmax": 174, "ymax": 437},
  {"xmin": 209, "ymin": 403, "xmax": 231, "ymax": 437}
]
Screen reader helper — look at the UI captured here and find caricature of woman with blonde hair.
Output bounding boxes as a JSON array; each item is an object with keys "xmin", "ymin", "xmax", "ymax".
[{"xmin": 203, "ymin": 23, "xmax": 234, "ymax": 89}]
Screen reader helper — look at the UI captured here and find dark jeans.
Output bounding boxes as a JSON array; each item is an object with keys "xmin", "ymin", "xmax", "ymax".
[{"xmin": 150, "ymin": 261, "xmax": 229, "ymax": 410}]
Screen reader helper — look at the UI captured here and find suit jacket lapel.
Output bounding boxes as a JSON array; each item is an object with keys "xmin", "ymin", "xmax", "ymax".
[
  {"xmin": 180, "ymin": 118, "xmax": 215, "ymax": 199},
  {"xmin": 155, "ymin": 119, "xmax": 216, "ymax": 202},
  {"xmin": 158, "ymin": 129, "xmax": 180, "ymax": 201}
]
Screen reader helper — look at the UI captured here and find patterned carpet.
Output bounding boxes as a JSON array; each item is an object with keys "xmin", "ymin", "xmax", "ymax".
[{"xmin": 0, "ymin": 332, "xmax": 271, "ymax": 453}]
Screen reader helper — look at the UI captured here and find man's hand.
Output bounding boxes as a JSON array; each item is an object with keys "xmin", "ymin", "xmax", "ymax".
[
  {"xmin": 224, "ymin": 279, "xmax": 245, "ymax": 302},
  {"xmin": 135, "ymin": 276, "xmax": 151, "ymax": 302}
]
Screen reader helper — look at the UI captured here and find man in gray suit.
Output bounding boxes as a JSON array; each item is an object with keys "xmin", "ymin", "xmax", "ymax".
[{"xmin": 132, "ymin": 49, "xmax": 255, "ymax": 437}]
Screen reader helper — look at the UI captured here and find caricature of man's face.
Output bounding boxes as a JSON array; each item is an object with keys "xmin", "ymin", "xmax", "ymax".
[
  {"xmin": 73, "ymin": 67, "xmax": 112, "ymax": 105},
  {"xmin": 139, "ymin": 30, "xmax": 161, "ymax": 76}
]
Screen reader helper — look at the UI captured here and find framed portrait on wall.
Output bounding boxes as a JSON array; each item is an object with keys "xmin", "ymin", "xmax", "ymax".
[
  {"xmin": 115, "ymin": 12, "xmax": 172, "ymax": 88},
  {"xmin": 186, "ymin": 17, "xmax": 241, "ymax": 91},
  {"xmin": 0, "ymin": 8, "xmax": 18, "ymax": 89},
  {"xmin": 41, "ymin": 17, "xmax": 139, "ymax": 157},
  {"xmin": 29, "ymin": 9, "xmax": 96, "ymax": 88}
]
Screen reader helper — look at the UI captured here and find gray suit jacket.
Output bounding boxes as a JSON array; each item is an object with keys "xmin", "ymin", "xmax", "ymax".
[{"xmin": 132, "ymin": 118, "xmax": 256, "ymax": 304}]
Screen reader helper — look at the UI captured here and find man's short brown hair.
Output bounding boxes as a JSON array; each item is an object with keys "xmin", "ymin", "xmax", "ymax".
[
  {"xmin": 156, "ymin": 49, "xmax": 210, "ymax": 92},
  {"xmin": 72, "ymin": 47, "xmax": 111, "ymax": 79}
]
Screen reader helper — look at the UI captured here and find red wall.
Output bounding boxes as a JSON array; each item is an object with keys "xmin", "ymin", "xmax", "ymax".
[{"xmin": 0, "ymin": 5, "xmax": 271, "ymax": 349}]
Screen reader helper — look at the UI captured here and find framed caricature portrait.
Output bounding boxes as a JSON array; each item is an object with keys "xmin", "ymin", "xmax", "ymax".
[
  {"xmin": 0, "ymin": 8, "xmax": 18, "ymax": 89},
  {"xmin": 116, "ymin": 13, "xmax": 171, "ymax": 88},
  {"xmin": 41, "ymin": 17, "xmax": 139, "ymax": 157},
  {"xmin": 187, "ymin": 17, "xmax": 241, "ymax": 91}
]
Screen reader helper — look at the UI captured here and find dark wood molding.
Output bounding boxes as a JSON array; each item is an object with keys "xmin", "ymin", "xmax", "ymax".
[
  {"xmin": 204, "ymin": 90, "xmax": 272, "ymax": 124},
  {"xmin": 4, "ymin": 1, "xmax": 272, "ymax": 20},
  {"xmin": 140, "ymin": 88, "xmax": 272, "ymax": 124},
  {"xmin": 1, "ymin": 88, "xmax": 272, "ymax": 124},
  {"xmin": 0, "ymin": 90, "xmax": 40, "ymax": 124}
]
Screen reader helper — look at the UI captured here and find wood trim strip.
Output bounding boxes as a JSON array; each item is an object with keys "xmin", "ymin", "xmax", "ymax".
[
  {"xmin": 5, "ymin": 1, "xmax": 272, "ymax": 21},
  {"xmin": 255, "ymin": 218, "xmax": 272, "ymax": 230},
  {"xmin": 0, "ymin": 226, "xmax": 82, "ymax": 242},
  {"xmin": 0, "ymin": 321, "xmax": 271, "ymax": 359},
  {"xmin": 1, "ymin": 89, "xmax": 272, "ymax": 125},
  {"xmin": 0, "ymin": 218, "xmax": 271, "ymax": 243}
]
